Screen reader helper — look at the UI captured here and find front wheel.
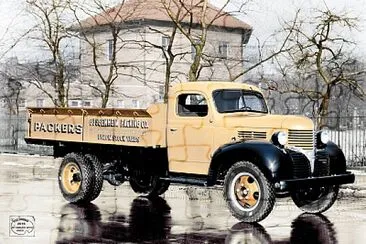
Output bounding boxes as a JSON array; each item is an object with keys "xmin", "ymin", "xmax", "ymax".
[
  {"xmin": 291, "ymin": 185, "xmax": 339, "ymax": 213},
  {"xmin": 223, "ymin": 161, "xmax": 275, "ymax": 223}
]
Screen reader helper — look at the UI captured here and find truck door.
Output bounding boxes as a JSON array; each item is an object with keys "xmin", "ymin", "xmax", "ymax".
[{"xmin": 167, "ymin": 93, "xmax": 214, "ymax": 175}]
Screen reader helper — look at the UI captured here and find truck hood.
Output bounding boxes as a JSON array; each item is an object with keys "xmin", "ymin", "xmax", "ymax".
[{"xmin": 222, "ymin": 113, "xmax": 314, "ymax": 130}]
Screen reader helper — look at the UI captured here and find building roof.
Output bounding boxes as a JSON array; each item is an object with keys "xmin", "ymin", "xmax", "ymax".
[{"xmin": 79, "ymin": 0, "xmax": 251, "ymax": 31}]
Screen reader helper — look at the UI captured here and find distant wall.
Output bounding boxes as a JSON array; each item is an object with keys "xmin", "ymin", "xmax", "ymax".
[{"xmin": 0, "ymin": 112, "xmax": 52, "ymax": 155}]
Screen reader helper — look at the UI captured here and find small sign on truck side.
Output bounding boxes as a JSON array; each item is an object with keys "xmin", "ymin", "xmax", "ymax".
[{"xmin": 25, "ymin": 81, "xmax": 355, "ymax": 222}]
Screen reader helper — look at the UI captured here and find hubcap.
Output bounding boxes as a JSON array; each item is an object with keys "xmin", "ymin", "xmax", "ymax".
[
  {"xmin": 61, "ymin": 162, "xmax": 81, "ymax": 194},
  {"xmin": 231, "ymin": 173, "xmax": 260, "ymax": 211}
]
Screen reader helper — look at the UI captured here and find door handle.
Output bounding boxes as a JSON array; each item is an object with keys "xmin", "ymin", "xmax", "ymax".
[{"xmin": 170, "ymin": 128, "xmax": 177, "ymax": 132}]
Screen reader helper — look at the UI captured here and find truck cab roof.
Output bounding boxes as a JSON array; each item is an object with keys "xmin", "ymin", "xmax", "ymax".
[{"xmin": 169, "ymin": 81, "xmax": 262, "ymax": 94}]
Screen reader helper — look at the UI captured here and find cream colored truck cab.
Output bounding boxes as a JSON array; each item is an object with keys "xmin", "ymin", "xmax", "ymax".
[{"xmin": 25, "ymin": 81, "xmax": 354, "ymax": 223}]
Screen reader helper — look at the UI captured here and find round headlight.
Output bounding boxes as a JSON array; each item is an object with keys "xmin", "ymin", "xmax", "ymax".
[
  {"xmin": 272, "ymin": 131, "xmax": 288, "ymax": 147},
  {"xmin": 316, "ymin": 130, "xmax": 330, "ymax": 148},
  {"xmin": 320, "ymin": 130, "xmax": 330, "ymax": 144},
  {"xmin": 277, "ymin": 131, "xmax": 288, "ymax": 145}
]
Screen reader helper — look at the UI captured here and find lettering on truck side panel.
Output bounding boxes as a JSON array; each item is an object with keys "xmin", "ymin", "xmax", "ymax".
[
  {"xmin": 88, "ymin": 118, "xmax": 149, "ymax": 129},
  {"xmin": 33, "ymin": 122, "xmax": 82, "ymax": 134},
  {"xmin": 88, "ymin": 118, "xmax": 149, "ymax": 143}
]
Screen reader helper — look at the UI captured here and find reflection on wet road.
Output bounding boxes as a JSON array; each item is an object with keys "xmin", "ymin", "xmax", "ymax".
[
  {"xmin": 0, "ymin": 154, "xmax": 366, "ymax": 243},
  {"xmin": 57, "ymin": 198, "xmax": 171, "ymax": 243},
  {"xmin": 56, "ymin": 197, "xmax": 337, "ymax": 244}
]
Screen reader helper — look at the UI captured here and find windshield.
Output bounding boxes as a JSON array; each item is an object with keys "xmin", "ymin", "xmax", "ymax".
[{"xmin": 213, "ymin": 89, "xmax": 268, "ymax": 113}]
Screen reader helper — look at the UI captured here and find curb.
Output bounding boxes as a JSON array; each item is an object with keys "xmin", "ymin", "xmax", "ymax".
[{"xmin": 339, "ymin": 185, "xmax": 366, "ymax": 198}]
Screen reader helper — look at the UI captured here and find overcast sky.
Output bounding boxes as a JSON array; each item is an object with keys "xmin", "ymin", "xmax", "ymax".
[{"xmin": 1, "ymin": 0, "xmax": 366, "ymax": 62}]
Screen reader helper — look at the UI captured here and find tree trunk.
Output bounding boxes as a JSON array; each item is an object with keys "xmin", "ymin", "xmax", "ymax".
[
  {"xmin": 101, "ymin": 85, "xmax": 110, "ymax": 108},
  {"xmin": 317, "ymin": 85, "xmax": 331, "ymax": 129},
  {"xmin": 189, "ymin": 46, "xmax": 202, "ymax": 81}
]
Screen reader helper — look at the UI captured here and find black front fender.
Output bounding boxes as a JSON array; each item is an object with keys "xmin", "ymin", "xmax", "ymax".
[
  {"xmin": 208, "ymin": 141, "xmax": 292, "ymax": 186},
  {"xmin": 325, "ymin": 141, "xmax": 347, "ymax": 174}
]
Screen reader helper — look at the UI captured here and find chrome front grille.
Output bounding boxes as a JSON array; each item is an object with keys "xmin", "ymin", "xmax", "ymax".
[
  {"xmin": 238, "ymin": 131, "xmax": 266, "ymax": 141},
  {"xmin": 287, "ymin": 149, "xmax": 311, "ymax": 178},
  {"xmin": 288, "ymin": 130, "xmax": 314, "ymax": 150}
]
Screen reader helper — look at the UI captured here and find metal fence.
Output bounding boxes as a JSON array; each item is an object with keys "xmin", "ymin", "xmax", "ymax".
[
  {"xmin": 326, "ymin": 116, "xmax": 366, "ymax": 167},
  {"xmin": 0, "ymin": 114, "xmax": 365, "ymax": 167}
]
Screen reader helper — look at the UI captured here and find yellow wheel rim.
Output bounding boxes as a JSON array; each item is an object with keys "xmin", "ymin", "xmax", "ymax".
[
  {"xmin": 61, "ymin": 162, "xmax": 81, "ymax": 194},
  {"xmin": 234, "ymin": 174, "xmax": 260, "ymax": 209}
]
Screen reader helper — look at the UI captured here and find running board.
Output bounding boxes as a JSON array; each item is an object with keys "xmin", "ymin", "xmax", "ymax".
[{"xmin": 160, "ymin": 176, "xmax": 207, "ymax": 186}]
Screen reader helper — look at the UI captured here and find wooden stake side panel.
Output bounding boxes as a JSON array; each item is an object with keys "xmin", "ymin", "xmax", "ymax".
[{"xmin": 27, "ymin": 107, "xmax": 154, "ymax": 147}]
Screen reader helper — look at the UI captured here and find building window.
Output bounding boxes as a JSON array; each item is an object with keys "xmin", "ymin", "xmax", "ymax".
[
  {"xmin": 117, "ymin": 100, "xmax": 125, "ymax": 108},
  {"xmin": 107, "ymin": 39, "xmax": 114, "ymax": 61},
  {"xmin": 245, "ymin": 45, "xmax": 260, "ymax": 64},
  {"xmin": 219, "ymin": 41, "xmax": 229, "ymax": 59},
  {"xmin": 69, "ymin": 100, "xmax": 79, "ymax": 107},
  {"xmin": 36, "ymin": 99, "xmax": 44, "ymax": 107},
  {"xmin": 132, "ymin": 100, "xmax": 140, "ymax": 108},
  {"xmin": 19, "ymin": 99, "xmax": 26, "ymax": 108},
  {"xmin": 83, "ymin": 101, "xmax": 92, "ymax": 107},
  {"xmin": 162, "ymin": 36, "xmax": 170, "ymax": 51}
]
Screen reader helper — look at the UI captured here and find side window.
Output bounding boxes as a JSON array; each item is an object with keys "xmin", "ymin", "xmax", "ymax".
[{"xmin": 177, "ymin": 94, "xmax": 208, "ymax": 117}]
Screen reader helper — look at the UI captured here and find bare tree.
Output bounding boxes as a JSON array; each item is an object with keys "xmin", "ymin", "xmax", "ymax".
[
  {"xmin": 70, "ymin": 0, "xmax": 146, "ymax": 108},
  {"xmin": 0, "ymin": 59, "xmax": 24, "ymax": 115},
  {"xmin": 266, "ymin": 8, "xmax": 365, "ymax": 128},
  {"xmin": 141, "ymin": 1, "xmax": 198, "ymax": 101},
  {"xmin": 26, "ymin": 0, "xmax": 75, "ymax": 107},
  {"xmin": 162, "ymin": 0, "xmax": 233, "ymax": 81},
  {"xmin": 70, "ymin": 0, "xmax": 291, "ymax": 106},
  {"xmin": 162, "ymin": 0, "xmax": 296, "ymax": 83}
]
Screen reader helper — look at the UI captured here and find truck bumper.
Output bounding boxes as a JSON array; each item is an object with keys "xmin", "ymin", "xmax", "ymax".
[{"xmin": 279, "ymin": 171, "xmax": 355, "ymax": 190}]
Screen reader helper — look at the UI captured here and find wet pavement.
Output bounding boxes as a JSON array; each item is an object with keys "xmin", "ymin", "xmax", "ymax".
[{"xmin": 1, "ymin": 153, "xmax": 366, "ymax": 243}]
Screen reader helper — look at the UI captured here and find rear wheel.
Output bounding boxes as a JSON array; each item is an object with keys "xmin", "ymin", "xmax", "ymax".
[
  {"xmin": 129, "ymin": 170, "xmax": 170, "ymax": 197},
  {"xmin": 84, "ymin": 154, "xmax": 104, "ymax": 202},
  {"xmin": 223, "ymin": 161, "xmax": 275, "ymax": 223},
  {"xmin": 291, "ymin": 185, "xmax": 339, "ymax": 213},
  {"xmin": 58, "ymin": 153, "xmax": 94, "ymax": 203}
]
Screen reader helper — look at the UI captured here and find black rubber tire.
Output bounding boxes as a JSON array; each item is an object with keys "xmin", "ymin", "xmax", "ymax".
[
  {"xmin": 84, "ymin": 154, "xmax": 104, "ymax": 202},
  {"xmin": 291, "ymin": 185, "xmax": 339, "ymax": 213},
  {"xmin": 129, "ymin": 172, "xmax": 151, "ymax": 193},
  {"xmin": 154, "ymin": 180, "xmax": 170, "ymax": 195},
  {"xmin": 129, "ymin": 171, "xmax": 170, "ymax": 197},
  {"xmin": 58, "ymin": 153, "xmax": 94, "ymax": 203},
  {"xmin": 223, "ymin": 161, "xmax": 275, "ymax": 223}
]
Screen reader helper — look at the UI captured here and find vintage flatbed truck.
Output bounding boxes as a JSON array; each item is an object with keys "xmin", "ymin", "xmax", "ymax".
[{"xmin": 25, "ymin": 82, "xmax": 355, "ymax": 222}]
